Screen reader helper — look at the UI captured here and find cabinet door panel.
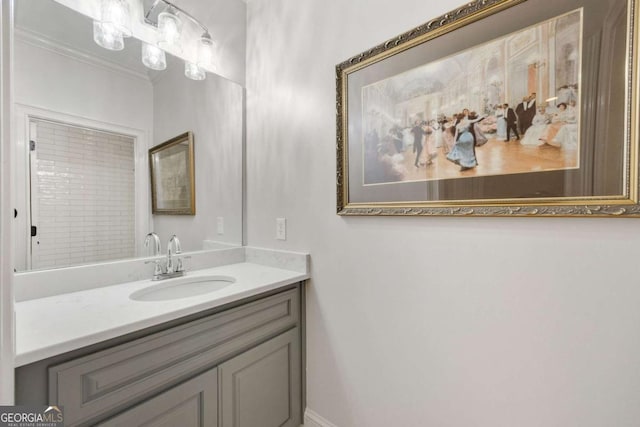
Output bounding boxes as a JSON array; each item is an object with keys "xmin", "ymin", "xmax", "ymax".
[
  {"xmin": 97, "ymin": 368, "xmax": 218, "ymax": 427},
  {"xmin": 219, "ymin": 328, "xmax": 300, "ymax": 427}
]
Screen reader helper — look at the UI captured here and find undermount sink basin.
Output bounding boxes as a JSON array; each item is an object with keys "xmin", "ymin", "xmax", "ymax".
[{"xmin": 130, "ymin": 275, "xmax": 236, "ymax": 302}]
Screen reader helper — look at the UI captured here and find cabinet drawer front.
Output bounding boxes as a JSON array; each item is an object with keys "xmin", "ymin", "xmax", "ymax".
[
  {"xmin": 49, "ymin": 288, "xmax": 299, "ymax": 426},
  {"xmin": 97, "ymin": 368, "xmax": 218, "ymax": 427}
]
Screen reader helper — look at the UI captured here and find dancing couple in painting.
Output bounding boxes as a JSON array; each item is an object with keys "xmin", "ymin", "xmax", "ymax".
[
  {"xmin": 445, "ymin": 109, "xmax": 487, "ymax": 172},
  {"xmin": 411, "ymin": 120, "xmax": 440, "ymax": 168}
]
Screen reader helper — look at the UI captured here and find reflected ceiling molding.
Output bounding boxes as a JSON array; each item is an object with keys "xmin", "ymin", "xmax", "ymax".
[{"xmin": 14, "ymin": 26, "xmax": 150, "ymax": 81}]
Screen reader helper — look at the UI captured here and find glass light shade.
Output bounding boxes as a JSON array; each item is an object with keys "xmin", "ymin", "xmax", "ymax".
[
  {"xmin": 93, "ymin": 21, "xmax": 124, "ymax": 51},
  {"xmin": 158, "ymin": 10, "xmax": 182, "ymax": 52},
  {"xmin": 197, "ymin": 35, "xmax": 216, "ymax": 70},
  {"xmin": 141, "ymin": 43, "xmax": 167, "ymax": 70},
  {"xmin": 100, "ymin": 0, "xmax": 132, "ymax": 38},
  {"xmin": 184, "ymin": 62, "xmax": 206, "ymax": 81}
]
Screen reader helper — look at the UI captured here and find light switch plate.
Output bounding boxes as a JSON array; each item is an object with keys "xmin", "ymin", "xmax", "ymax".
[
  {"xmin": 216, "ymin": 217, "xmax": 224, "ymax": 235},
  {"xmin": 276, "ymin": 218, "xmax": 286, "ymax": 240}
]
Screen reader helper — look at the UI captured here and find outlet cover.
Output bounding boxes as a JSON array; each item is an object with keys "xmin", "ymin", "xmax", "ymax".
[
  {"xmin": 216, "ymin": 217, "xmax": 224, "ymax": 235},
  {"xmin": 276, "ymin": 218, "xmax": 286, "ymax": 240}
]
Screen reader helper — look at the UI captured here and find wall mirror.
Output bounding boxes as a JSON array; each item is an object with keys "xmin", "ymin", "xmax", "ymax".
[{"xmin": 13, "ymin": 0, "xmax": 244, "ymax": 272}]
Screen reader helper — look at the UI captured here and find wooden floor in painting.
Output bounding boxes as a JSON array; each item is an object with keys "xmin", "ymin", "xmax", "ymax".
[{"xmin": 398, "ymin": 137, "xmax": 579, "ymax": 183}]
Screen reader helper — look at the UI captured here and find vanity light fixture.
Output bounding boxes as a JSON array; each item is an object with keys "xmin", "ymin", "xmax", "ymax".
[
  {"xmin": 93, "ymin": 21, "xmax": 125, "ymax": 51},
  {"xmin": 90, "ymin": 0, "xmax": 217, "ymax": 80},
  {"xmin": 184, "ymin": 32, "xmax": 214, "ymax": 80},
  {"xmin": 142, "ymin": 42, "xmax": 167, "ymax": 70},
  {"xmin": 197, "ymin": 33, "xmax": 216, "ymax": 70},
  {"xmin": 157, "ymin": 7, "xmax": 183, "ymax": 52},
  {"xmin": 100, "ymin": 0, "xmax": 133, "ymax": 37},
  {"xmin": 144, "ymin": 0, "xmax": 217, "ymax": 80},
  {"xmin": 92, "ymin": 0, "xmax": 132, "ymax": 50},
  {"xmin": 184, "ymin": 61, "xmax": 205, "ymax": 80}
]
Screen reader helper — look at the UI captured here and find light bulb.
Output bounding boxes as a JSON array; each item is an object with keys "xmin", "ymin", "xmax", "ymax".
[
  {"xmin": 184, "ymin": 62, "xmax": 205, "ymax": 81},
  {"xmin": 197, "ymin": 33, "xmax": 216, "ymax": 70},
  {"xmin": 142, "ymin": 43, "xmax": 167, "ymax": 71},
  {"xmin": 158, "ymin": 9, "xmax": 182, "ymax": 52},
  {"xmin": 93, "ymin": 21, "xmax": 124, "ymax": 51},
  {"xmin": 100, "ymin": 0, "xmax": 132, "ymax": 38}
]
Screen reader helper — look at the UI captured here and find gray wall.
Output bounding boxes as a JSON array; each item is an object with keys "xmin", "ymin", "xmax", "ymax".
[{"xmin": 245, "ymin": 0, "xmax": 640, "ymax": 426}]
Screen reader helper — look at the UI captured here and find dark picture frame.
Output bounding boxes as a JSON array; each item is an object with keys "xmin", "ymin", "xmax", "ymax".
[
  {"xmin": 336, "ymin": 0, "xmax": 640, "ymax": 217},
  {"xmin": 149, "ymin": 131, "xmax": 196, "ymax": 215}
]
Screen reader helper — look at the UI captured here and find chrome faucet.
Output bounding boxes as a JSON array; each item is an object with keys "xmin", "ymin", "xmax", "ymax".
[
  {"xmin": 144, "ymin": 233, "xmax": 189, "ymax": 281},
  {"xmin": 144, "ymin": 232, "xmax": 163, "ymax": 277},
  {"xmin": 166, "ymin": 234, "xmax": 183, "ymax": 274}
]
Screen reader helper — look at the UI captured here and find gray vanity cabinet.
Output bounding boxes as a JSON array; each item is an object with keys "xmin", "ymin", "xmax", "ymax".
[
  {"xmin": 219, "ymin": 327, "xmax": 300, "ymax": 427},
  {"xmin": 16, "ymin": 285, "xmax": 304, "ymax": 427}
]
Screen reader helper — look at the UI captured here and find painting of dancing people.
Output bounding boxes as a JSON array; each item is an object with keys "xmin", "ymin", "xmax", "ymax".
[{"xmin": 362, "ymin": 9, "xmax": 582, "ymax": 185}]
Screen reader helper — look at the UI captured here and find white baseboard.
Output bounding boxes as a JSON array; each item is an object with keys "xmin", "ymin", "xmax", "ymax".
[{"xmin": 304, "ymin": 408, "xmax": 338, "ymax": 427}]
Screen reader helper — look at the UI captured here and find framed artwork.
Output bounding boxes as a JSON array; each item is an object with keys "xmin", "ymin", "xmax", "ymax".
[
  {"xmin": 149, "ymin": 131, "xmax": 196, "ymax": 215},
  {"xmin": 336, "ymin": 0, "xmax": 640, "ymax": 217}
]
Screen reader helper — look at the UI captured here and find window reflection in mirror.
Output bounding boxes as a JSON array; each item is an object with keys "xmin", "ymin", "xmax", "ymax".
[{"xmin": 29, "ymin": 119, "xmax": 136, "ymax": 270}]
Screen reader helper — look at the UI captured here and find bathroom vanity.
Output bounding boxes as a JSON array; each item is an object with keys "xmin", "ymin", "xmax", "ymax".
[{"xmin": 14, "ymin": 251, "xmax": 308, "ymax": 427}]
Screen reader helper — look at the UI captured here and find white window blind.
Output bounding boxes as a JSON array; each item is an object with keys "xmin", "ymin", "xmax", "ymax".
[{"xmin": 31, "ymin": 119, "xmax": 135, "ymax": 269}]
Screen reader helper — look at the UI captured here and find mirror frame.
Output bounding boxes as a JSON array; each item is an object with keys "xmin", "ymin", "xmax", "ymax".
[{"xmin": 149, "ymin": 131, "xmax": 196, "ymax": 215}]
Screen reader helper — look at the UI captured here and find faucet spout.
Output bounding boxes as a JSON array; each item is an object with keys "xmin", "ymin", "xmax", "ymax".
[
  {"xmin": 144, "ymin": 232, "xmax": 163, "ymax": 277},
  {"xmin": 166, "ymin": 235, "xmax": 182, "ymax": 274},
  {"xmin": 144, "ymin": 232, "xmax": 161, "ymax": 256}
]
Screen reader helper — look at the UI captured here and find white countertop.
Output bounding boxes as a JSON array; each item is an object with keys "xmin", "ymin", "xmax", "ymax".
[{"xmin": 15, "ymin": 262, "xmax": 308, "ymax": 367}]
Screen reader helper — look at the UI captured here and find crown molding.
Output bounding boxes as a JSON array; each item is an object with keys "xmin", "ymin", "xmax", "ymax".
[{"xmin": 14, "ymin": 26, "xmax": 151, "ymax": 83}]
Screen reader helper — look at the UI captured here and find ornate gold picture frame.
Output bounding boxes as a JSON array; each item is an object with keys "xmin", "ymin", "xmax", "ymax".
[
  {"xmin": 149, "ymin": 131, "xmax": 196, "ymax": 215},
  {"xmin": 336, "ymin": 0, "xmax": 640, "ymax": 217}
]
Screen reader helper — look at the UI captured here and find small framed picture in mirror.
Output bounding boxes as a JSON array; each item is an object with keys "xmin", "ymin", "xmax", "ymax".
[{"xmin": 149, "ymin": 132, "xmax": 196, "ymax": 215}]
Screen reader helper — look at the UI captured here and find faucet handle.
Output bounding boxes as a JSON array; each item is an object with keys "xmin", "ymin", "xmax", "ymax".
[
  {"xmin": 175, "ymin": 255, "xmax": 191, "ymax": 273},
  {"xmin": 144, "ymin": 259, "xmax": 163, "ymax": 276}
]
